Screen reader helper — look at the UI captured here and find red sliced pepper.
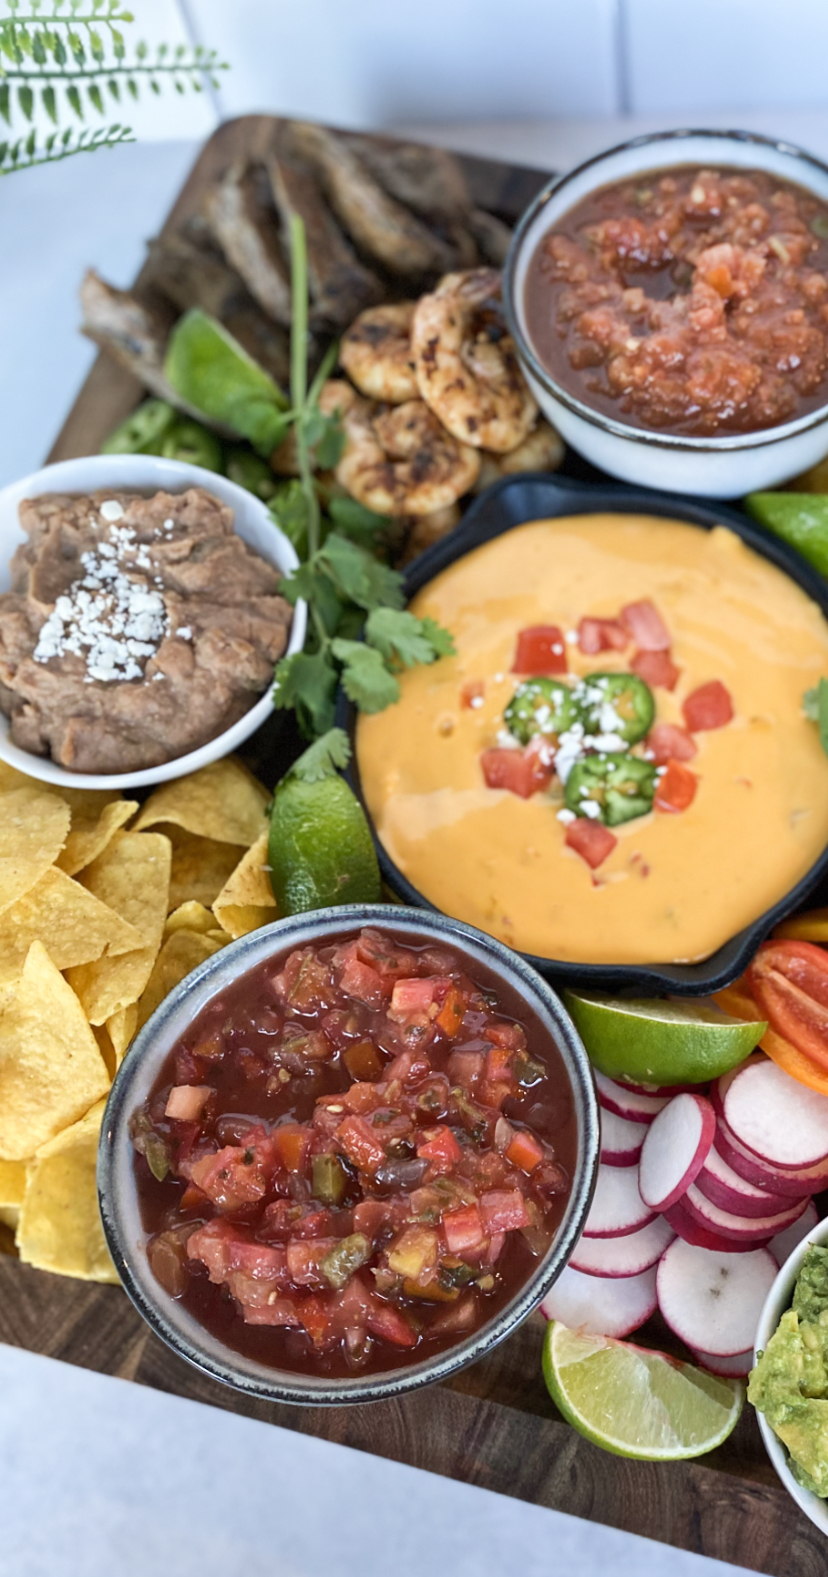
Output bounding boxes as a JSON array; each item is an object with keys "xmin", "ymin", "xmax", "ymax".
[
  {"xmin": 511, "ymin": 625, "xmax": 567, "ymax": 674},
  {"xmin": 749, "ymin": 940, "xmax": 828, "ymax": 1073}
]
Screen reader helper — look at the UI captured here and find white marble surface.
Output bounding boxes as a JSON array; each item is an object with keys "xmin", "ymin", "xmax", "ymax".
[{"xmin": 0, "ymin": 1345, "xmax": 746, "ymax": 1577}]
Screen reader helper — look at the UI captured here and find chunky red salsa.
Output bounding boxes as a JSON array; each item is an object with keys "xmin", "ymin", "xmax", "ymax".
[
  {"xmin": 524, "ymin": 165, "xmax": 828, "ymax": 436},
  {"xmin": 132, "ymin": 927, "xmax": 576, "ymax": 1377}
]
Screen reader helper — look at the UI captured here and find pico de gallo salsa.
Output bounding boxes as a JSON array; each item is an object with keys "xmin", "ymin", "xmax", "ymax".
[{"xmin": 131, "ymin": 927, "xmax": 577, "ymax": 1377}]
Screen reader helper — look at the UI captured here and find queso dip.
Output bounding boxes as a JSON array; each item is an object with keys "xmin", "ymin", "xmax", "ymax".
[{"xmin": 357, "ymin": 514, "xmax": 828, "ymax": 965}]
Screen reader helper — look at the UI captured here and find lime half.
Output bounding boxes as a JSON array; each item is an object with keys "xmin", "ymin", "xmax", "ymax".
[
  {"xmin": 268, "ymin": 774, "xmax": 380, "ymax": 914},
  {"xmin": 543, "ymin": 1322, "xmax": 743, "ymax": 1460},
  {"xmin": 564, "ymin": 991, "xmax": 766, "ymax": 1086}
]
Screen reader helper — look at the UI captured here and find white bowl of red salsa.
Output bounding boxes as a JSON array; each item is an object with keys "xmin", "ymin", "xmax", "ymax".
[
  {"xmin": 98, "ymin": 906, "xmax": 598, "ymax": 1404},
  {"xmin": 504, "ymin": 129, "xmax": 828, "ymax": 497}
]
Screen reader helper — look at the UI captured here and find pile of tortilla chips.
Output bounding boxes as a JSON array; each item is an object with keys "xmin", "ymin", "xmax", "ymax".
[{"xmin": 0, "ymin": 755, "xmax": 278, "ymax": 1284}]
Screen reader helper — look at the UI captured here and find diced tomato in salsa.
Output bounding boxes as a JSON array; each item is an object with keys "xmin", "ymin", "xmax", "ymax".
[
  {"xmin": 511, "ymin": 625, "xmax": 567, "ymax": 674},
  {"xmin": 654, "ymin": 759, "xmax": 698, "ymax": 813},
  {"xmin": 620, "ymin": 599, "xmax": 670, "ymax": 650},
  {"xmin": 564, "ymin": 819, "xmax": 618, "ymax": 869},
  {"xmin": 577, "ymin": 616, "xmax": 628, "ymax": 654},
  {"xmin": 682, "ymin": 680, "xmax": 734, "ymax": 731},
  {"xmin": 647, "ymin": 722, "xmax": 697, "ymax": 766},
  {"xmin": 480, "ymin": 745, "xmax": 553, "ymax": 798},
  {"xmin": 133, "ymin": 928, "xmax": 575, "ymax": 1381},
  {"xmin": 631, "ymin": 648, "xmax": 680, "ymax": 690}
]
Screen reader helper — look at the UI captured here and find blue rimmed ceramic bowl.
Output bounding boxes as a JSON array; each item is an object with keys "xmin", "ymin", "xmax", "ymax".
[{"xmin": 98, "ymin": 903, "xmax": 599, "ymax": 1407}]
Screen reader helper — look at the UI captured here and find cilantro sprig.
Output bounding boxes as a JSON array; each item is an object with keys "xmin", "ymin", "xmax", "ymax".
[
  {"xmin": 271, "ymin": 216, "xmax": 454, "ymax": 738},
  {"xmin": 804, "ymin": 678, "xmax": 828, "ymax": 758}
]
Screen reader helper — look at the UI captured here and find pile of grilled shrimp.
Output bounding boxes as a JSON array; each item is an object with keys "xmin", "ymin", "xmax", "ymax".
[{"xmin": 79, "ymin": 119, "xmax": 562, "ymax": 554}]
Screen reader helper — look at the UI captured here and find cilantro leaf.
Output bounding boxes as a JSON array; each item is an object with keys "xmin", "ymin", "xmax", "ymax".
[
  {"xmin": 281, "ymin": 561, "xmax": 342, "ymax": 635},
  {"xmin": 331, "ymin": 639, "xmax": 401, "ymax": 711},
  {"xmin": 804, "ymin": 677, "xmax": 828, "ymax": 758},
  {"xmin": 319, "ymin": 532, "xmax": 404, "ymax": 611},
  {"xmin": 366, "ymin": 607, "xmax": 449, "ymax": 669},
  {"xmin": 419, "ymin": 616, "xmax": 456, "ymax": 658},
  {"xmin": 273, "ymin": 650, "xmax": 338, "ymax": 738},
  {"xmin": 269, "ymin": 479, "xmax": 311, "ymax": 557},
  {"xmin": 328, "ymin": 495, "xmax": 390, "ymax": 542},
  {"xmin": 289, "ymin": 728, "xmax": 351, "ymax": 784}
]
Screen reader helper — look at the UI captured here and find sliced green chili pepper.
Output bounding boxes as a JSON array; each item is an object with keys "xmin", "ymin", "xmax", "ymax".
[
  {"xmin": 576, "ymin": 673, "xmax": 655, "ymax": 745},
  {"xmin": 504, "ymin": 677, "xmax": 579, "ymax": 746},
  {"xmin": 311, "ymin": 1151, "xmax": 347, "ymax": 1206},
  {"xmin": 565, "ymin": 752, "xmax": 657, "ymax": 827},
  {"xmin": 160, "ymin": 418, "xmax": 223, "ymax": 472},
  {"xmin": 101, "ymin": 398, "xmax": 177, "ymax": 456},
  {"xmin": 225, "ymin": 447, "xmax": 280, "ymax": 500},
  {"xmin": 320, "ymin": 1232, "xmax": 371, "ymax": 1291}
]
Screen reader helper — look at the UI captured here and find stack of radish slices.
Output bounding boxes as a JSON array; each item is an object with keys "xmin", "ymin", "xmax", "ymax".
[{"xmin": 543, "ymin": 1055, "xmax": 825, "ymax": 1377}]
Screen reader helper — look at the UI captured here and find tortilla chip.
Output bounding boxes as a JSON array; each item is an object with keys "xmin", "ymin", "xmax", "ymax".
[
  {"xmin": 213, "ymin": 832, "xmax": 278, "ymax": 939},
  {"xmin": 0, "ymin": 761, "xmax": 43, "ymax": 794},
  {"xmin": 164, "ymin": 900, "xmax": 216, "ymax": 937},
  {"xmin": 57, "ymin": 795, "xmax": 138, "ymax": 877},
  {"xmin": 93, "ymin": 1024, "xmax": 117, "ymax": 1081},
  {"xmin": 65, "ymin": 832, "xmax": 171, "ymax": 1025},
  {"xmin": 17, "ymin": 1099, "xmax": 119, "ymax": 1283},
  {"xmin": 0, "ymin": 941, "xmax": 110, "ymax": 1160},
  {"xmin": 0, "ymin": 1158, "xmax": 26, "ymax": 1208},
  {"xmin": 136, "ymin": 929, "xmax": 225, "ymax": 1033},
  {"xmin": 0, "ymin": 866, "xmax": 144, "ymax": 991},
  {"xmin": 134, "ymin": 757, "xmax": 269, "ymax": 846},
  {"xmin": 106, "ymin": 1004, "xmax": 138, "ymax": 1066},
  {"xmin": 0, "ymin": 787, "xmax": 71, "ymax": 916},
  {"xmin": 167, "ymin": 828, "xmax": 246, "ymax": 910},
  {"xmin": 0, "ymin": 1206, "xmax": 18, "ymax": 1231}
]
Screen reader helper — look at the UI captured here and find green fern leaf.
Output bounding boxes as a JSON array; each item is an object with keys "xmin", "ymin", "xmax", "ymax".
[
  {"xmin": 106, "ymin": 76, "xmax": 119, "ymax": 100},
  {"xmin": 87, "ymin": 81, "xmax": 103, "ymax": 113},
  {"xmin": 0, "ymin": 84, "xmax": 10, "ymax": 126},
  {"xmin": 42, "ymin": 82, "xmax": 56, "ymax": 122},
  {"xmin": 18, "ymin": 83, "xmax": 33, "ymax": 120},
  {"xmin": 66, "ymin": 82, "xmax": 82, "ymax": 118}
]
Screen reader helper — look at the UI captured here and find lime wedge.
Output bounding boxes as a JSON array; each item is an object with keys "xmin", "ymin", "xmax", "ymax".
[
  {"xmin": 564, "ymin": 991, "xmax": 766, "ymax": 1086},
  {"xmin": 543, "ymin": 1322, "xmax": 744, "ymax": 1460},
  {"xmin": 268, "ymin": 774, "xmax": 380, "ymax": 914}
]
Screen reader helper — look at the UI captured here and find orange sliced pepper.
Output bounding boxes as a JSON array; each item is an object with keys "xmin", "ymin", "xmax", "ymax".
[
  {"xmin": 714, "ymin": 984, "xmax": 828, "ymax": 1097},
  {"xmin": 436, "ymin": 988, "xmax": 465, "ymax": 1038},
  {"xmin": 773, "ymin": 908, "xmax": 828, "ymax": 943}
]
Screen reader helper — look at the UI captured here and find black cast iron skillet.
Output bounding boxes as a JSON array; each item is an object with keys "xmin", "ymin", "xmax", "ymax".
[{"xmin": 340, "ymin": 472, "xmax": 828, "ymax": 996}]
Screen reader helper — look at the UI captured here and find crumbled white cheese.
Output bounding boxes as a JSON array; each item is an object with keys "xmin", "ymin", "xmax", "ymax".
[
  {"xmin": 565, "ymin": 630, "xmax": 579, "ymax": 644},
  {"xmin": 556, "ymin": 808, "xmax": 576, "ymax": 824},
  {"xmin": 176, "ymin": 626, "xmax": 193, "ymax": 641},
  {"xmin": 99, "ymin": 499, "xmax": 125, "ymax": 522},
  {"xmin": 553, "ymin": 722, "xmax": 585, "ymax": 784},
  {"xmin": 580, "ymin": 800, "xmax": 602, "ymax": 820},
  {"xmin": 33, "ymin": 518, "xmax": 170, "ymax": 683},
  {"xmin": 470, "ymin": 694, "xmax": 484, "ymax": 709},
  {"xmin": 495, "ymin": 729, "xmax": 521, "ymax": 750}
]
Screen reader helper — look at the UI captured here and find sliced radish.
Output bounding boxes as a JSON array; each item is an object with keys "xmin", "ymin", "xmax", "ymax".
[
  {"xmin": 541, "ymin": 1262, "xmax": 657, "ymax": 1337},
  {"xmin": 600, "ymin": 1108, "xmax": 644, "ymax": 1167},
  {"xmin": 612, "ymin": 1078, "xmax": 696, "ymax": 1097},
  {"xmin": 695, "ymin": 1145, "xmax": 792, "ymax": 1219},
  {"xmin": 582, "ymin": 1164, "xmax": 656, "ymax": 1238},
  {"xmin": 769, "ymin": 1201, "xmax": 820, "ymax": 1267},
  {"xmin": 662, "ymin": 1199, "xmax": 759, "ymax": 1254},
  {"xmin": 570, "ymin": 1215, "xmax": 675, "ymax": 1277},
  {"xmin": 715, "ymin": 1118, "xmax": 828, "ymax": 1197},
  {"xmin": 681, "ymin": 1183, "xmax": 808, "ymax": 1245},
  {"xmin": 594, "ymin": 1070, "xmax": 669, "ymax": 1125},
  {"xmin": 690, "ymin": 1347, "xmax": 754, "ymax": 1379},
  {"xmin": 638, "ymin": 1093, "xmax": 715, "ymax": 1213},
  {"xmin": 720, "ymin": 1056, "xmax": 828, "ymax": 1169},
  {"xmin": 657, "ymin": 1238, "xmax": 777, "ymax": 1356}
]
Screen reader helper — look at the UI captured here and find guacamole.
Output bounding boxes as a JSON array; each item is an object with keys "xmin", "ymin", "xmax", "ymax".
[{"xmin": 749, "ymin": 1244, "xmax": 828, "ymax": 1496}]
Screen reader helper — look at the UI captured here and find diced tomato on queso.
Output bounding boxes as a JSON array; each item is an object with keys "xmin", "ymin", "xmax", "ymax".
[
  {"xmin": 512, "ymin": 625, "xmax": 567, "ymax": 674},
  {"xmin": 132, "ymin": 928, "xmax": 575, "ymax": 1379}
]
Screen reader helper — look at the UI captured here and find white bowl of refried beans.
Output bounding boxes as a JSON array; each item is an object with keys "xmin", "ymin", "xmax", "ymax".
[
  {"xmin": 0, "ymin": 454, "xmax": 307, "ymax": 788},
  {"xmin": 504, "ymin": 129, "xmax": 828, "ymax": 497}
]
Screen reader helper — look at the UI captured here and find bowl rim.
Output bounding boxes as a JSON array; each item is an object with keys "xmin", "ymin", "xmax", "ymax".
[
  {"xmin": 503, "ymin": 126, "xmax": 828, "ymax": 453},
  {"xmin": 97, "ymin": 902, "xmax": 599, "ymax": 1407},
  {"xmin": 753, "ymin": 1214, "xmax": 828, "ymax": 1533},
  {"xmin": 341, "ymin": 471, "xmax": 828, "ymax": 996},
  {"xmin": 0, "ymin": 452, "xmax": 307, "ymax": 791}
]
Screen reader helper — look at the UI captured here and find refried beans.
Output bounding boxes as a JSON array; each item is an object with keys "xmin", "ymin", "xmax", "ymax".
[
  {"xmin": 523, "ymin": 166, "xmax": 828, "ymax": 436},
  {"xmin": 0, "ymin": 487, "xmax": 292, "ymax": 774}
]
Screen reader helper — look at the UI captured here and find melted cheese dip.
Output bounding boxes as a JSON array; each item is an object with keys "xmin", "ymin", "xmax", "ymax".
[{"xmin": 357, "ymin": 515, "xmax": 828, "ymax": 964}]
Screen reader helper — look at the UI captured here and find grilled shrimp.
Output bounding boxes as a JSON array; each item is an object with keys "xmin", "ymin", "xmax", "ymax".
[
  {"xmin": 412, "ymin": 268, "xmax": 537, "ymax": 453},
  {"xmin": 339, "ymin": 303, "xmax": 418, "ymax": 403},
  {"xmin": 319, "ymin": 380, "xmax": 479, "ymax": 517},
  {"xmin": 473, "ymin": 419, "xmax": 564, "ymax": 492}
]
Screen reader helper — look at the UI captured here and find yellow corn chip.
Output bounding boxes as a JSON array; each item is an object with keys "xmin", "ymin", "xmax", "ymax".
[
  {"xmin": 0, "ymin": 941, "xmax": 110, "ymax": 1159},
  {"xmin": 0, "ymin": 1158, "xmax": 26, "ymax": 1209},
  {"xmin": 57, "ymin": 795, "xmax": 138, "ymax": 877},
  {"xmin": 0, "ymin": 761, "xmax": 43, "ymax": 794},
  {"xmin": 134, "ymin": 757, "xmax": 269, "ymax": 846},
  {"xmin": 164, "ymin": 900, "xmax": 216, "ymax": 937},
  {"xmin": 106, "ymin": 1004, "xmax": 138, "ymax": 1066},
  {"xmin": 66, "ymin": 832, "xmax": 171, "ymax": 1025},
  {"xmin": 213, "ymin": 832, "xmax": 278, "ymax": 939},
  {"xmin": 0, "ymin": 1206, "xmax": 18, "ymax": 1232},
  {"xmin": 0, "ymin": 866, "xmax": 144, "ymax": 991},
  {"xmin": 17, "ymin": 1098, "xmax": 119, "ymax": 1283},
  {"xmin": 0, "ymin": 787, "xmax": 71, "ymax": 916},
  {"xmin": 136, "ymin": 930, "xmax": 225, "ymax": 1032},
  {"xmin": 167, "ymin": 828, "xmax": 246, "ymax": 910},
  {"xmin": 93, "ymin": 1024, "xmax": 117, "ymax": 1081}
]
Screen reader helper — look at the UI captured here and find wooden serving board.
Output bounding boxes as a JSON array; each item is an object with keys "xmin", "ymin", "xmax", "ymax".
[{"xmin": 2, "ymin": 113, "xmax": 818, "ymax": 1575}]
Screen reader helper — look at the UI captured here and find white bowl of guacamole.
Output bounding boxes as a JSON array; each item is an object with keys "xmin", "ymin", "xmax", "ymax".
[{"xmin": 752, "ymin": 1216, "xmax": 828, "ymax": 1533}]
